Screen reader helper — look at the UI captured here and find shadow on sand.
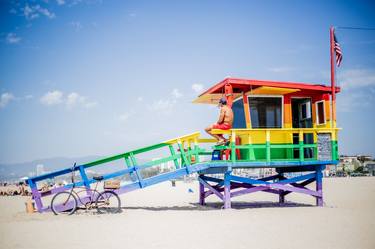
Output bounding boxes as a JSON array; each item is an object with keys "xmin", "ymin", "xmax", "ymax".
[{"xmin": 122, "ymin": 201, "xmax": 313, "ymax": 211}]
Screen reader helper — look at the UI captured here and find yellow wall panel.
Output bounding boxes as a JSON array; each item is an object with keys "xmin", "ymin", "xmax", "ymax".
[
  {"xmin": 284, "ymin": 103, "xmax": 292, "ymax": 126},
  {"xmin": 325, "ymin": 100, "xmax": 331, "ymax": 122}
]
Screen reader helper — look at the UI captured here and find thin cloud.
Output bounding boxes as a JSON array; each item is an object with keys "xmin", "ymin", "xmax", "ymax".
[
  {"xmin": 83, "ymin": 101, "xmax": 97, "ymax": 108},
  {"xmin": 0, "ymin": 93, "xmax": 15, "ymax": 108},
  {"xmin": 118, "ymin": 110, "xmax": 135, "ymax": 122},
  {"xmin": 339, "ymin": 69, "xmax": 375, "ymax": 89},
  {"xmin": 171, "ymin": 88, "xmax": 182, "ymax": 99},
  {"xmin": 23, "ymin": 4, "xmax": 56, "ymax": 20},
  {"xmin": 66, "ymin": 92, "xmax": 83, "ymax": 108},
  {"xmin": 268, "ymin": 66, "xmax": 293, "ymax": 73},
  {"xmin": 56, "ymin": 0, "xmax": 66, "ymax": 5},
  {"xmin": 38, "ymin": 6, "xmax": 55, "ymax": 19},
  {"xmin": 40, "ymin": 91, "xmax": 64, "ymax": 106},
  {"xmin": 66, "ymin": 92, "xmax": 97, "ymax": 109},
  {"xmin": 40, "ymin": 90, "xmax": 97, "ymax": 109},
  {"xmin": 67, "ymin": 0, "xmax": 104, "ymax": 7},
  {"xmin": 70, "ymin": 21, "xmax": 83, "ymax": 32},
  {"xmin": 337, "ymin": 90, "xmax": 374, "ymax": 112},
  {"xmin": 6, "ymin": 33, "xmax": 21, "ymax": 44},
  {"xmin": 148, "ymin": 99, "xmax": 174, "ymax": 114},
  {"xmin": 192, "ymin": 84, "xmax": 204, "ymax": 93},
  {"xmin": 148, "ymin": 88, "xmax": 184, "ymax": 114}
]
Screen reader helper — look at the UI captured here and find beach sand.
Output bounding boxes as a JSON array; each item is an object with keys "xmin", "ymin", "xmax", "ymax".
[{"xmin": 0, "ymin": 177, "xmax": 374, "ymax": 249}]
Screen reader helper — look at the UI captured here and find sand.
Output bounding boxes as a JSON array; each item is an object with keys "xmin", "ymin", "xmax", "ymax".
[{"xmin": 0, "ymin": 177, "xmax": 374, "ymax": 249}]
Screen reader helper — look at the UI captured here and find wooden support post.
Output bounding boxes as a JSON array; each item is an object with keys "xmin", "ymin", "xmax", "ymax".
[
  {"xmin": 223, "ymin": 171, "xmax": 231, "ymax": 209},
  {"xmin": 266, "ymin": 130, "xmax": 271, "ymax": 162},
  {"xmin": 198, "ymin": 177, "xmax": 223, "ymax": 200},
  {"xmin": 278, "ymin": 173, "xmax": 285, "ymax": 204},
  {"xmin": 78, "ymin": 165, "xmax": 91, "ymax": 196},
  {"xmin": 28, "ymin": 179, "xmax": 43, "ymax": 213},
  {"xmin": 316, "ymin": 165, "xmax": 323, "ymax": 206},
  {"xmin": 178, "ymin": 139, "xmax": 190, "ymax": 167},
  {"xmin": 231, "ymin": 131, "xmax": 236, "ymax": 163},
  {"xmin": 124, "ymin": 156, "xmax": 132, "ymax": 167},
  {"xmin": 199, "ymin": 175, "xmax": 205, "ymax": 205},
  {"xmin": 299, "ymin": 130, "xmax": 304, "ymax": 162},
  {"xmin": 248, "ymin": 134, "xmax": 255, "ymax": 160},
  {"xmin": 242, "ymin": 92, "xmax": 251, "ymax": 128},
  {"xmin": 168, "ymin": 145, "xmax": 180, "ymax": 169},
  {"xmin": 286, "ymin": 132, "xmax": 293, "ymax": 159},
  {"xmin": 313, "ymin": 131, "xmax": 318, "ymax": 160},
  {"xmin": 194, "ymin": 138, "xmax": 200, "ymax": 163},
  {"xmin": 130, "ymin": 153, "xmax": 144, "ymax": 188},
  {"xmin": 124, "ymin": 156, "xmax": 136, "ymax": 182}
]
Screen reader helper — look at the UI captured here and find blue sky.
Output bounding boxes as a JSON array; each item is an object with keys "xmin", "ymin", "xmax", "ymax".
[{"xmin": 0, "ymin": 0, "xmax": 375, "ymax": 163}]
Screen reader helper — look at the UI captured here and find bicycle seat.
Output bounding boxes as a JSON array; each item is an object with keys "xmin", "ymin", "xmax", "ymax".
[{"xmin": 93, "ymin": 176, "xmax": 104, "ymax": 181}]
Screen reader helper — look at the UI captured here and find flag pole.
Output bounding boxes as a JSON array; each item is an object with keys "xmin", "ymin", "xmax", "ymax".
[{"xmin": 329, "ymin": 26, "xmax": 336, "ymax": 128}]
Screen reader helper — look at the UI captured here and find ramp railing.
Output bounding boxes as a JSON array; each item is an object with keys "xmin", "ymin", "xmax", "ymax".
[{"xmin": 28, "ymin": 132, "xmax": 210, "ymax": 212}]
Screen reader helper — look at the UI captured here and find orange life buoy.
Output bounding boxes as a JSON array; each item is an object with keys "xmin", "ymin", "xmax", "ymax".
[{"xmin": 224, "ymin": 83, "xmax": 233, "ymax": 108}]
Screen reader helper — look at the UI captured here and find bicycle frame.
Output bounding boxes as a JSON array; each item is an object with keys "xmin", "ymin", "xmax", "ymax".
[
  {"xmin": 68, "ymin": 184, "xmax": 101, "ymax": 208},
  {"xmin": 52, "ymin": 163, "xmax": 120, "ymax": 214},
  {"xmin": 63, "ymin": 164, "xmax": 102, "ymax": 209}
]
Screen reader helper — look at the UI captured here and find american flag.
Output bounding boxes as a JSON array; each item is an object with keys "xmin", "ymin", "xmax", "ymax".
[{"xmin": 334, "ymin": 33, "xmax": 343, "ymax": 67}]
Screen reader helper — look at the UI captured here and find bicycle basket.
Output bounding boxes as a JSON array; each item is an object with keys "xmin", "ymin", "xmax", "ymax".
[{"xmin": 104, "ymin": 180, "xmax": 120, "ymax": 189}]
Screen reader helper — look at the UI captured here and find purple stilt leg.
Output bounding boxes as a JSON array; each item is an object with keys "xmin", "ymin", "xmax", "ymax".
[
  {"xmin": 199, "ymin": 175, "xmax": 205, "ymax": 205},
  {"xmin": 316, "ymin": 166, "xmax": 323, "ymax": 206},
  {"xmin": 28, "ymin": 180, "xmax": 43, "ymax": 212},
  {"xmin": 278, "ymin": 173, "xmax": 285, "ymax": 204},
  {"xmin": 279, "ymin": 190, "xmax": 285, "ymax": 204},
  {"xmin": 223, "ymin": 172, "xmax": 231, "ymax": 209}
]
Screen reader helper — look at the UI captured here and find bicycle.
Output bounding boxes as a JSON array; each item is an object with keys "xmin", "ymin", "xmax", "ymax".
[{"xmin": 50, "ymin": 163, "xmax": 121, "ymax": 215}]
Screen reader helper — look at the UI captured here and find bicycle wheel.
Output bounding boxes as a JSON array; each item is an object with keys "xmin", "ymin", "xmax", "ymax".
[
  {"xmin": 95, "ymin": 190, "xmax": 121, "ymax": 214},
  {"xmin": 51, "ymin": 191, "xmax": 78, "ymax": 215}
]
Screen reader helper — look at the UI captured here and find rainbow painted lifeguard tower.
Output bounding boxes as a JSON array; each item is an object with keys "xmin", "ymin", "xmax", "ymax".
[
  {"xmin": 194, "ymin": 77, "xmax": 340, "ymax": 208},
  {"xmin": 27, "ymin": 76, "xmax": 340, "ymax": 212}
]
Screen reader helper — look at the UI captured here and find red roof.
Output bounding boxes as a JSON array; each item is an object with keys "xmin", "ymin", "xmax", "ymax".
[{"xmin": 199, "ymin": 77, "xmax": 341, "ymax": 96}]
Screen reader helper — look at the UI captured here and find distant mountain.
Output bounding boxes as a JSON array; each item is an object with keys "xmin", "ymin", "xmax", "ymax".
[
  {"xmin": 0, "ymin": 155, "xmax": 101, "ymax": 181},
  {"xmin": 0, "ymin": 155, "xmax": 151, "ymax": 182}
]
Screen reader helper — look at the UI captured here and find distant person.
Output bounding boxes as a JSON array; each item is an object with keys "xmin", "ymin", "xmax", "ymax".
[{"xmin": 205, "ymin": 97, "xmax": 233, "ymax": 145}]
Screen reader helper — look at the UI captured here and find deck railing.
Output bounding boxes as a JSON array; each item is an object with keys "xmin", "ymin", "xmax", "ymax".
[{"xmin": 211, "ymin": 128, "xmax": 340, "ymax": 163}]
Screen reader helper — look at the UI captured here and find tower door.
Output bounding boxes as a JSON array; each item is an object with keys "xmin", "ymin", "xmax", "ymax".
[
  {"xmin": 291, "ymin": 98, "xmax": 314, "ymax": 159},
  {"xmin": 292, "ymin": 98, "xmax": 312, "ymax": 128}
]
